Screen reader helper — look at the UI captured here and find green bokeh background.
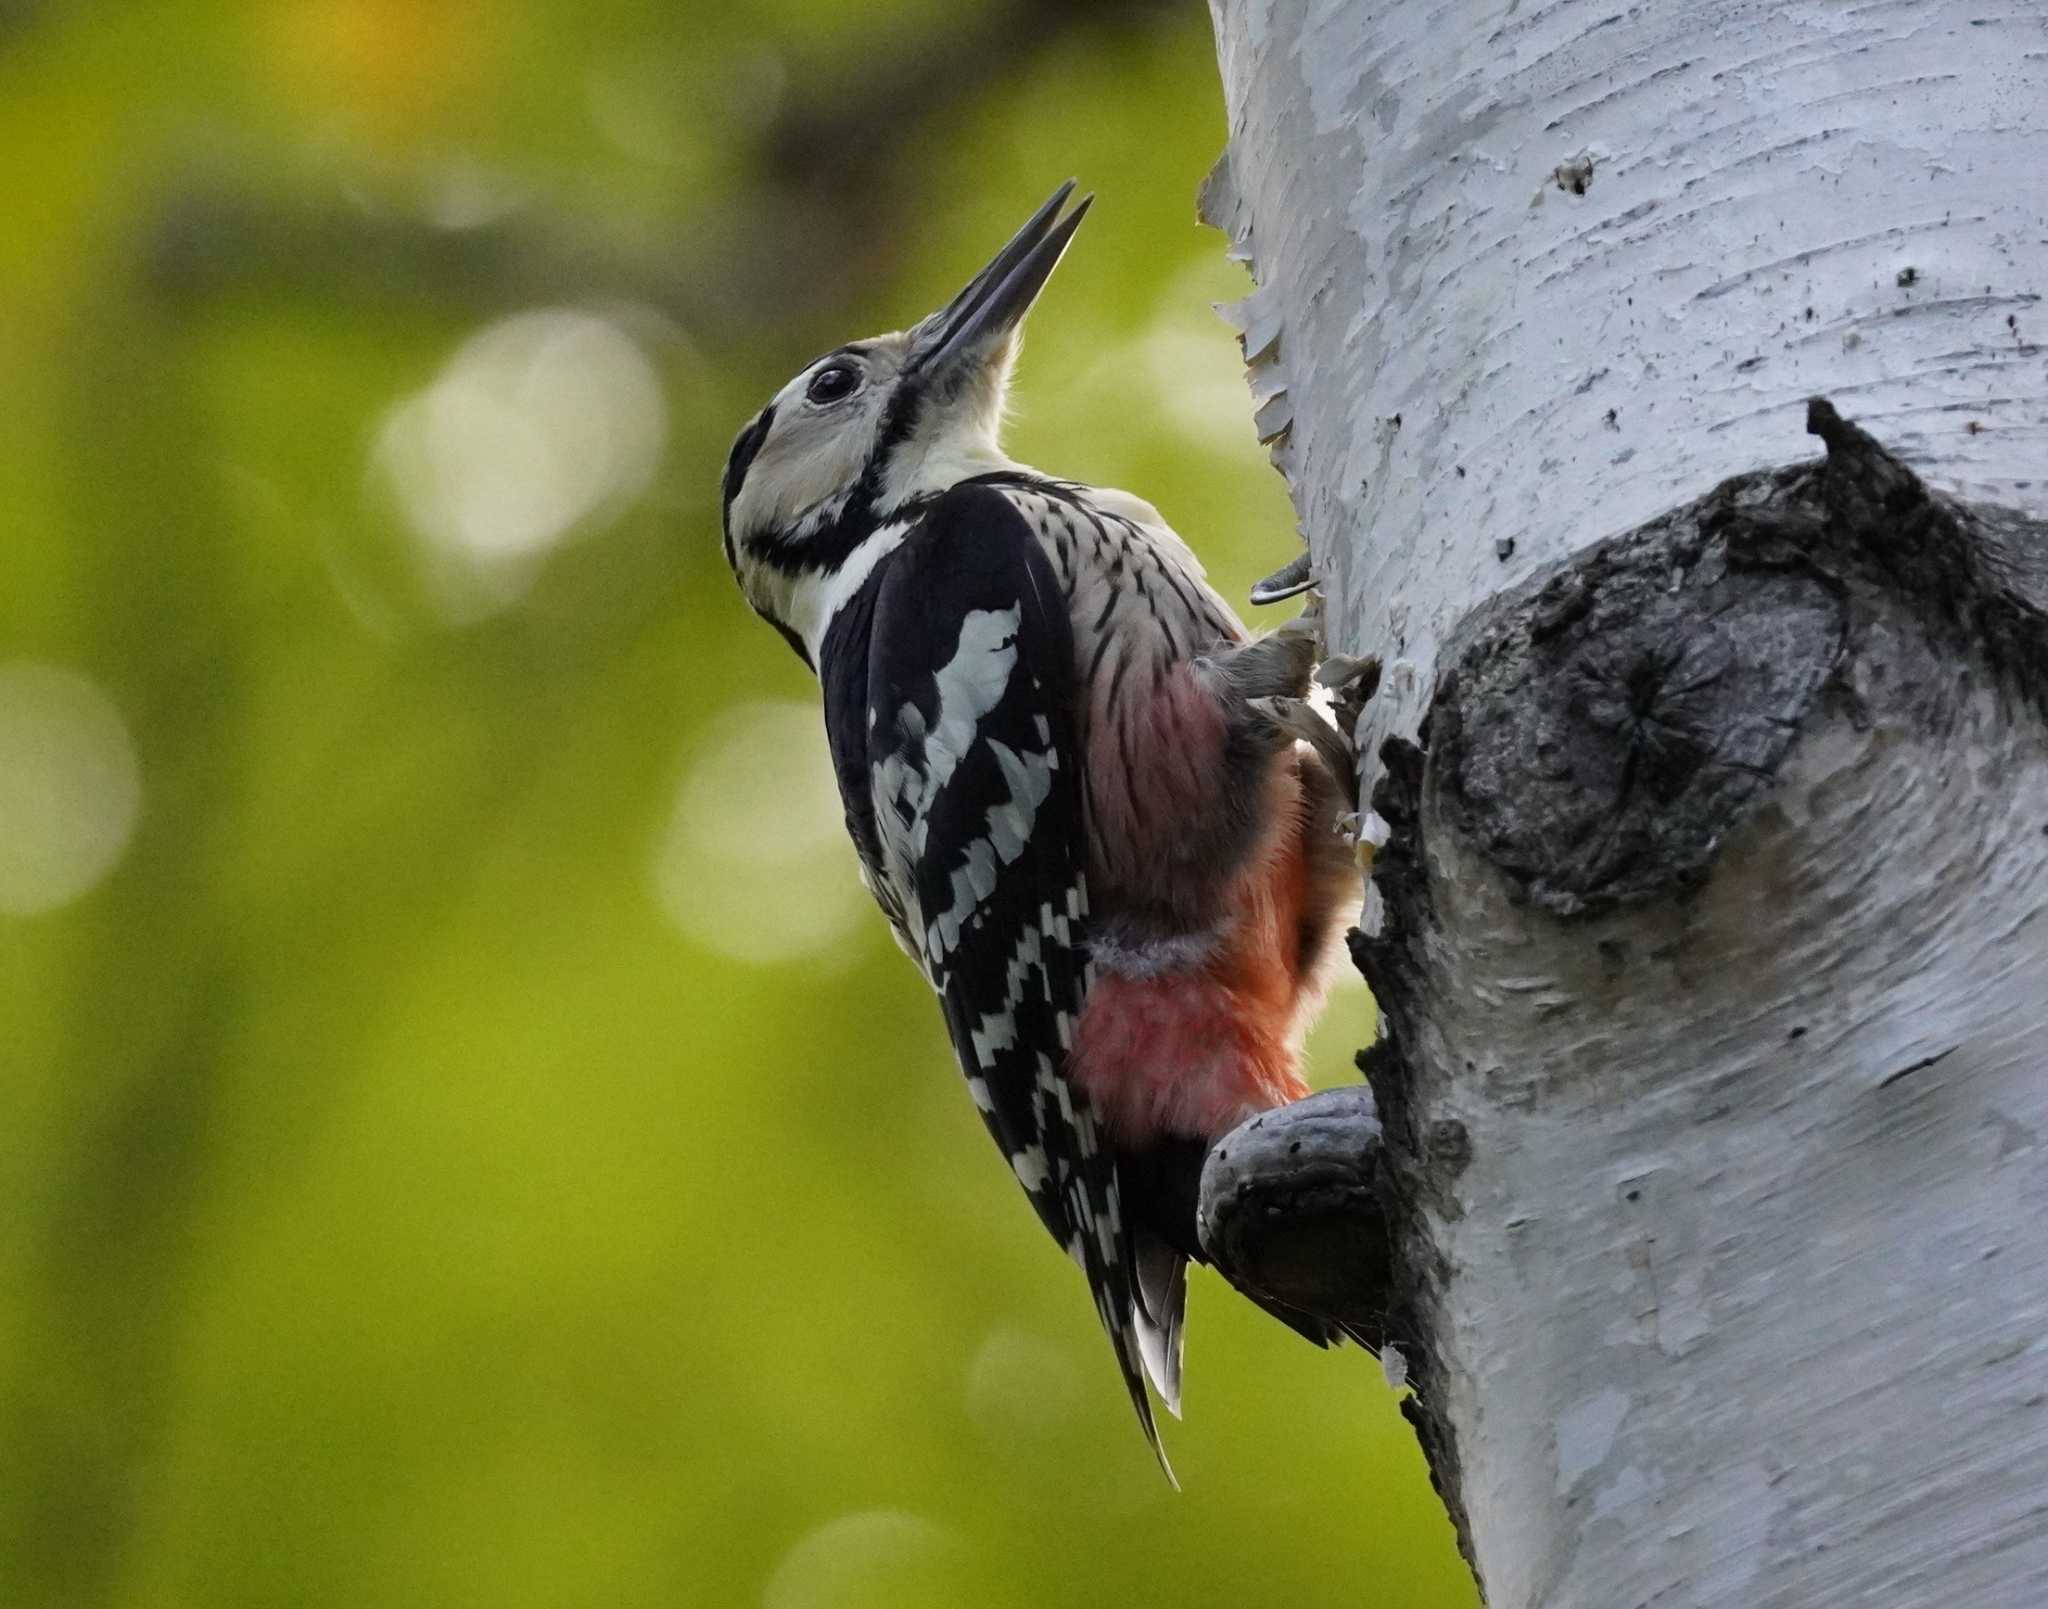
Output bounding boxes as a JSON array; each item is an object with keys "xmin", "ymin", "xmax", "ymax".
[{"xmin": 0, "ymin": 3, "xmax": 1477, "ymax": 1603}]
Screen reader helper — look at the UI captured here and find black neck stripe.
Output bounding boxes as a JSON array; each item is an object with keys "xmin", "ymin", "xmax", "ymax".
[
  {"xmin": 720, "ymin": 403, "xmax": 776, "ymax": 571},
  {"xmin": 839, "ymin": 383, "xmax": 924, "ymax": 528}
]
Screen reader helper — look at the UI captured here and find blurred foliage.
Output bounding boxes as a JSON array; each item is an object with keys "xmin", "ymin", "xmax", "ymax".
[{"xmin": 0, "ymin": 2, "xmax": 1477, "ymax": 1605}]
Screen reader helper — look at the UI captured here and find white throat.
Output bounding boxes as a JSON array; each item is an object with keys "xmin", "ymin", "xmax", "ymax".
[{"xmin": 879, "ymin": 428, "xmax": 1017, "ymax": 512}]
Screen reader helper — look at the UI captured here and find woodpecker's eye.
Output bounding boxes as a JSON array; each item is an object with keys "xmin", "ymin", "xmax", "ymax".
[{"xmin": 806, "ymin": 364, "xmax": 861, "ymax": 406}]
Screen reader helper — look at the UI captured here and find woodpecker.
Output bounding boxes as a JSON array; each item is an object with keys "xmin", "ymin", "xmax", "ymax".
[{"xmin": 720, "ymin": 182, "xmax": 1360, "ymax": 1478}]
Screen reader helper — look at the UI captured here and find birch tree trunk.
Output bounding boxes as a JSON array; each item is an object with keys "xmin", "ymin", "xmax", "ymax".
[{"xmin": 1197, "ymin": 4, "xmax": 2048, "ymax": 1604}]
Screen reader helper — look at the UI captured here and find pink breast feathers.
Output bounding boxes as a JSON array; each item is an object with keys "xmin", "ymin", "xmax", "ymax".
[{"xmin": 1069, "ymin": 743, "xmax": 1326, "ymax": 1146}]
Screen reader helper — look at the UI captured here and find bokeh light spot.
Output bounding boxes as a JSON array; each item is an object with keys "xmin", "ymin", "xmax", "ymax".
[
  {"xmin": 653, "ymin": 700, "xmax": 868, "ymax": 966},
  {"xmin": 762, "ymin": 1509, "xmax": 964, "ymax": 1609},
  {"xmin": 1070, "ymin": 262, "xmax": 1261, "ymax": 457},
  {"xmin": 0, "ymin": 662, "xmax": 142, "ymax": 916},
  {"xmin": 965, "ymin": 1325, "xmax": 1087, "ymax": 1449},
  {"xmin": 417, "ymin": 157, "xmax": 529, "ymax": 230},
  {"xmin": 371, "ymin": 307, "xmax": 667, "ymax": 619}
]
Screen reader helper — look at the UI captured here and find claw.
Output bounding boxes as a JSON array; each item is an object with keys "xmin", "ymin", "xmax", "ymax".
[
  {"xmin": 1249, "ymin": 694, "xmax": 1357, "ymax": 789},
  {"xmin": 1250, "ymin": 551, "xmax": 1315, "ymax": 606}
]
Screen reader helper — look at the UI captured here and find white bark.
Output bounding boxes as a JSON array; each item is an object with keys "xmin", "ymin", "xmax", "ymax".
[
  {"xmin": 1207, "ymin": 0, "xmax": 2047, "ymax": 758},
  {"xmin": 1203, "ymin": 4, "xmax": 2048, "ymax": 1605}
]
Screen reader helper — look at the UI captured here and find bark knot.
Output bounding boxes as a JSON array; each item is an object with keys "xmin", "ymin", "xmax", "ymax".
[
  {"xmin": 1423, "ymin": 402, "xmax": 2046, "ymax": 921},
  {"xmin": 1435, "ymin": 536, "xmax": 1844, "ymax": 917}
]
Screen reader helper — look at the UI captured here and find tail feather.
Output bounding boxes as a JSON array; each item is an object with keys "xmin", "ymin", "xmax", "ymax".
[
  {"xmin": 1065, "ymin": 1159, "xmax": 1176, "ymax": 1485},
  {"xmin": 1101, "ymin": 1283, "xmax": 1177, "ymax": 1487},
  {"xmin": 1131, "ymin": 1229, "xmax": 1188, "ymax": 1418}
]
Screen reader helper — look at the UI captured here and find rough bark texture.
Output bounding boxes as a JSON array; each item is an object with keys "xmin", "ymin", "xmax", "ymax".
[{"xmin": 1200, "ymin": 2, "xmax": 2048, "ymax": 1604}]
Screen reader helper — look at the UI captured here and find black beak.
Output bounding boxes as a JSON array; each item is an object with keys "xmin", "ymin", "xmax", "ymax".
[{"xmin": 907, "ymin": 180, "xmax": 1092, "ymax": 378}]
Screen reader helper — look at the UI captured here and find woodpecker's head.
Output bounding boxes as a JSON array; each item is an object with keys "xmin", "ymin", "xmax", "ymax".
[{"xmin": 722, "ymin": 181, "xmax": 1091, "ymax": 666}]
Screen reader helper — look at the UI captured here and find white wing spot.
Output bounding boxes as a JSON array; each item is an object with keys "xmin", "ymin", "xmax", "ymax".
[
  {"xmin": 1011, "ymin": 1146, "xmax": 1051, "ymax": 1193},
  {"xmin": 984, "ymin": 740, "xmax": 1055, "ymax": 862},
  {"xmin": 926, "ymin": 837, "xmax": 1002, "ymax": 961},
  {"xmin": 968, "ymin": 1004, "xmax": 1016, "ymax": 1066},
  {"xmin": 869, "ymin": 606, "xmax": 1023, "ymax": 961},
  {"xmin": 923, "ymin": 608, "xmax": 1020, "ymax": 794}
]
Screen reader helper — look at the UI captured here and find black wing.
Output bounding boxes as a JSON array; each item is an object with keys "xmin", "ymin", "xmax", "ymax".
[{"xmin": 849, "ymin": 484, "xmax": 1168, "ymax": 1476}]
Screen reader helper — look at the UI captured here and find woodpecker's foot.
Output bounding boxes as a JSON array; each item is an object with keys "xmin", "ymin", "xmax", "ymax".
[
  {"xmin": 1208, "ymin": 606, "xmax": 1322, "ymax": 701},
  {"xmin": 1249, "ymin": 694, "xmax": 1356, "ymax": 790},
  {"xmin": 1197, "ymin": 1085, "xmax": 1393, "ymax": 1348}
]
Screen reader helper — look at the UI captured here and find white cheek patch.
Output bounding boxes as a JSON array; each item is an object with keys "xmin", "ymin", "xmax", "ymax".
[{"xmin": 742, "ymin": 418, "xmax": 868, "ymax": 536}]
